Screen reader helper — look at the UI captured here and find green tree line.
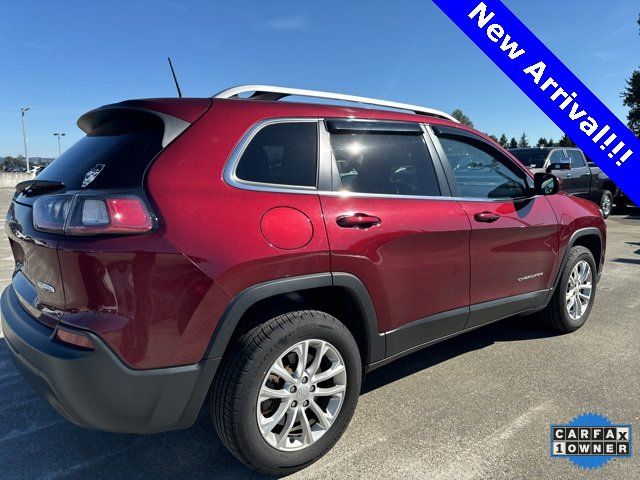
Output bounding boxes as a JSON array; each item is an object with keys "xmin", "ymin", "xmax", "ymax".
[{"xmin": 451, "ymin": 107, "xmax": 577, "ymax": 149}]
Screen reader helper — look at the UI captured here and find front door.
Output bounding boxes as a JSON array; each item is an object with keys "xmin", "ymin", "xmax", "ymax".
[
  {"xmin": 431, "ymin": 126, "xmax": 559, "ymax": 328},
  {"xmin": 549, "ymin": 149, "xmax": 579, "ymax": 195},
  {"xmin": 320, "ymin": 120, "xmax": 471, "ymax": 355}
]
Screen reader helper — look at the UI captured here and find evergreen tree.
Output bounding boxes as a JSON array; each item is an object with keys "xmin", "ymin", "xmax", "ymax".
[
  {"xmin": 622, "ymin": 15, "xmax": 640, "ymax": 136},
  {"xmin": 509, "ymin": 137, "xmax": 519, "ymax": 149},
  {"xmin": 451, "ymin": 109, "xmax": 474, "ymax": 128},
  {"xmin": 537, "ymin": 137, "xmax": 549, "ymax": 147},
  {"xmin": 499, "ymin": 134, "xmax": 509, "ymax": 148},
  {"xmin": 557, "ymin": 134, "xmax": 576, "ymax": 147},
  {"xmin": 518, "ymin": 132, "xmax": 530, "ymax": 148}
]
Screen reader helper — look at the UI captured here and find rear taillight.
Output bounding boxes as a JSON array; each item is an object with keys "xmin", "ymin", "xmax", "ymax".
[{"xmin": 33, "ymin": 191, "xmax": 155, "ymax": 236}]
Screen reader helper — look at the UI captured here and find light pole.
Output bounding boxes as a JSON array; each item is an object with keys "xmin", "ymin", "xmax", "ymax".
[
  {"xmin": 53, "ymin": 132, "xmax": 66, "ymax": 156},
  {"xmin": 21, "ymin": 107, "xmax": 30, "ymax": 172}
]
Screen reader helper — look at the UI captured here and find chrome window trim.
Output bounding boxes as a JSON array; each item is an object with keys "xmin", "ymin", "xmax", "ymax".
[
  {"xmin": 223, "ymin": 118, "xmax": 321, "ymax": 193},
  {"xmin": 223, "ymin": 118, "xmax": 544, "ymax": 203},
  {"xmin": 318, "ymin": 191, "xmax": 543, "ymax": 203}
]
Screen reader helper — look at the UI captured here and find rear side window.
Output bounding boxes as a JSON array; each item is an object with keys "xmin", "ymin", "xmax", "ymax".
[
  {"xmin": 235, "ymin": 122, "xmax": 317, "ymax": 187},
  {"xmin": 37, "ymin": 113, "xmax": 164, "ymax": 190},
  {"xmin": 566, "ymin": 150, "xmax": 586, "ymax": 167},
  {"xmin": 329, "ymin": 131, "xmax": 440, "ymax": 196}
]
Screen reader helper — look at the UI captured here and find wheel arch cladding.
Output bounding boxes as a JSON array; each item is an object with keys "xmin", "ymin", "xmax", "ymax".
[
  {"xmin": 571, "ymin": 233, "xmax": 602, "ymax": 270},
  {"xmin": 552, "ymin": 227, "xmax": 603, "ymax": 297},
  {"xmin": 204, "ymin": 273, "xmax": 386, "ymax": 366}
]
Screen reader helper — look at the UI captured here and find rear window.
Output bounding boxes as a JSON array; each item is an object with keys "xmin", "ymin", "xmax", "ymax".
[
  {"xmin": 566, "ymin": 149, "xmax": 586, "ymax": 167},
  {"xmin": 37, "ymin": 111, "xmax": 164, "ymax": 189},
  {"xmin": 235, "ymin": 122, "xmax": 317, "ymax": 188}
]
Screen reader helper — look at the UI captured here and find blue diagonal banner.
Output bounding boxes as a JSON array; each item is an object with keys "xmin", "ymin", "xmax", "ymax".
[{"xmin": 432, "ymin": 0, "xmax": 640, "ymax": 205}]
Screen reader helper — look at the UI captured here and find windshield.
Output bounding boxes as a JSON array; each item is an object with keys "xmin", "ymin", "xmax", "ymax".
[{"xmin": 510, "ymin": 149, "xmax": 549, "ymax": 168}]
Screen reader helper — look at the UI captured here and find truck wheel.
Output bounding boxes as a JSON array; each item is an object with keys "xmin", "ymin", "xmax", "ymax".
[
  {"xmin": 599, "ymin": 190, "xmax": 613, "ymax": 218},
  {"xmin": 211, "ymin": 310, "xmax": 362, "ymax": 476},
  {"xmin": 542, "ymin": 246, "xmax": 597, "ymax": 333}
]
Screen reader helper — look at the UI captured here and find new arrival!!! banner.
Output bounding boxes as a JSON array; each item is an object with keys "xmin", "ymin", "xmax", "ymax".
[{"xmin": 433, "ymin": 0, "xmax": 640, "ymax": 205}]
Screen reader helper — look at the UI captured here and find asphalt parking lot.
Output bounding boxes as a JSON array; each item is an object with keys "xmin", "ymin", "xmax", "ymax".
[{"xmin": 0, "ymin": 186, "xmax": 638, "ymax": 479}]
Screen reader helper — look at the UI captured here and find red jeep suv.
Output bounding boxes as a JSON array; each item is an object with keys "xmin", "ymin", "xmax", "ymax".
[{"xmin": 1, "ymin": 85, "xmax": 605, "ymax": 475}]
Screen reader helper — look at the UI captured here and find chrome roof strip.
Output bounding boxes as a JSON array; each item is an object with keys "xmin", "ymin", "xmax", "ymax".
[{"xmin": 213, "ymin": 85, "xmax": 459, "ymax": 123}]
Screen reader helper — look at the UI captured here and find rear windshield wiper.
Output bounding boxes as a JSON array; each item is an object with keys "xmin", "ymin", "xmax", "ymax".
[{"xmin": 16, "ymin": 180, "xmax": 65, "ymax": 196}]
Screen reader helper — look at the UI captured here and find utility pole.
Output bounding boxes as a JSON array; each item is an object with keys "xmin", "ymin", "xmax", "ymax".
[
  {"xmin": 21, "ymin": 107, "xmax": 30, "ymax": 172},
  {"xmin": 53, "ymin": 132, "xmax": 66, "ymax": 156}
]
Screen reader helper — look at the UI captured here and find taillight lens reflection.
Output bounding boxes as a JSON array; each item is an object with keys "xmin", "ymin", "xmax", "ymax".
[
  {"xmin": 55, "ymin": 328, "xmax": 95, "ymax": 350},
  {"xmin": 32, "ymin": 195, "xmax": 73, "ymax": 234},
  {"xmin": 33, "ymin": 192, "xmax": 155, "ymax": 236}
]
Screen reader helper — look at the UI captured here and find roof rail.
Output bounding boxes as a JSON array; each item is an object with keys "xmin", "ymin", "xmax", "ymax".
[{"xmin": 212, "ymin": 85, "xmax": 459, "ymax": 123}]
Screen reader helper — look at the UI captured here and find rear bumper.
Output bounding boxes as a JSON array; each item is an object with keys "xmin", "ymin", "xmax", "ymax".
[{"xmin": 1, "ymin": 285, "xmax": 219, "ymax": 434}]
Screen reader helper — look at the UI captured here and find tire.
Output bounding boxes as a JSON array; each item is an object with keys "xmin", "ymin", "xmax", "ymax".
[
  {"xmin": 599, "ymin": 190, "xmax": 613, "ymax": 219},
  {"xmin": 211, "ymin": 310, "xmax": 362, "ymax": 476},
  {"xmin": 542, "ymin": 246, "xmax": 597, "ymax": 333}
]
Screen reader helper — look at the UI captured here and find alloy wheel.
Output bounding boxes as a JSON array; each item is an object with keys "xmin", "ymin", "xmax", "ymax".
[
  {"xmin": 601, "ymin": 195, "xmax": 612, "ymax": 217},
  {"xmin": 565, "ymin": 260, "xmax": 592, "ymax": 321},
  {"xmin": 256, "ymin": 339, "xmax": 347, "ymax": 451}
]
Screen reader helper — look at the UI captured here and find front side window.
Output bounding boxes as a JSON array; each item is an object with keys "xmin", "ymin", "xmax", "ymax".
[
  {"xmin": 235, "ymin": 122, "xmax": 317, "ymax": 187},
  {"xmin": 439, "ymin": 135, "xmax": 529, "ymax": 199},
  {"xmin": 549, "ymin": 150, "xmax": 566, "ymax": 163},
  {"xmin": 329, "ymin": 131, "xmax": 440, "ymax": 196}
]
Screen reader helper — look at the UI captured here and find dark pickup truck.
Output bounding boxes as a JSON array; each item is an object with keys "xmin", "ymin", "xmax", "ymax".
[{"xmin": 510, "ymin": 147, "xmax": 631, "ymax": 218}]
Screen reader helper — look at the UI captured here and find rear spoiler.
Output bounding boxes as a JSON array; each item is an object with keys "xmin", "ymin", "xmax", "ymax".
[
  {"xmin": 77, "ymin": 107, "xmax": 188, "ymax": 148},
  {"xmin": 77, "ymin": 98, "xmax": 211, "ymax": 148}
]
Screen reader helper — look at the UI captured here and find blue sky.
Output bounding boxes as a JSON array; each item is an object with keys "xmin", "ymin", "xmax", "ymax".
[{"xmin": 1, "ymin": 0, "xmax": 638, "ymax": 157}]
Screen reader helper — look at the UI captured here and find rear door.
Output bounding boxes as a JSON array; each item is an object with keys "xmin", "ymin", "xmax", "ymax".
[
  {"xmin": 565, "ymin": 149, "xmax": 591, "ymax": 198},
  {"xmin": 319, "ymin": 120, "xmax": 471, "ymax": 356},
  {"xmin": 430, "ymin": 126, "xmax": 558, "ymax": 328}
]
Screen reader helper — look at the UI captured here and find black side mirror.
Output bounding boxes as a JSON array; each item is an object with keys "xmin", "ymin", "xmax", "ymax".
[
  {"xmin": 546, "ymin": 157, "xmax": 571, "ymax": 173},
  {"xmin": 534, "ymin": 172, "xmax": 560, "ymax": 195}
]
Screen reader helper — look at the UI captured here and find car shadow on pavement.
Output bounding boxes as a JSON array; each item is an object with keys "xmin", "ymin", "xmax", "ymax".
[
  {"xmin": 362, "ymin": 313, "xmax": 557, "ymax": 394},
  {"xmin": 619, "ymin": 209, "xmax": 639, "ymax": 220},
  {"xmin": 0, "ymin": 339, "xmax": 269, "ymax": 480},
  {"xmin": 611, "ymin": 241, "xmax": 640, "ymax": 265},
  {"xmin": 0, "ymin": 314, "xmax": 556, "ymax": 480}
]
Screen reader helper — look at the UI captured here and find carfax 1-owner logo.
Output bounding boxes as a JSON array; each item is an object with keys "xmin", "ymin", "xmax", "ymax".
[{"xmin": 550, "ymin": 413, "xmax": 633, "ymax": 469}]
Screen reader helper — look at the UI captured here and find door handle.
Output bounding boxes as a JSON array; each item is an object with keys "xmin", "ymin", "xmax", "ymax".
[
  {"xmin": 337, "ymin": 213, "xmax": 381, "ymax": 229},
  {"xmin": 474, "ymin": 211, "xmax": 501, "ymax": 223}
]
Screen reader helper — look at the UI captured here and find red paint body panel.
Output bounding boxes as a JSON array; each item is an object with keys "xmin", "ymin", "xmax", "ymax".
[
  {"xmin": 260, "ymin": 207, "xmax": 314, "ymax": 250},
  {"xmin": 57, "ymin": 234, "xmax": 230, "ymax": 368},
  {"xmin": 319, "ymin": 195, "xmax": 471, "ymax": 332},
  {"xmin": 146, "ymin": 100, "xmax": 337, "ymax": 299},
  {"xmin": 457, "ymin": 197, "xmax": 559, "ymax": 304},
  {"xmin": 4, "ymin": 96, "xmax": 607, "ymax": 372},
  {"xmin": 545, "ymin": 194, "xmax": 607, "ymax": 275}
]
